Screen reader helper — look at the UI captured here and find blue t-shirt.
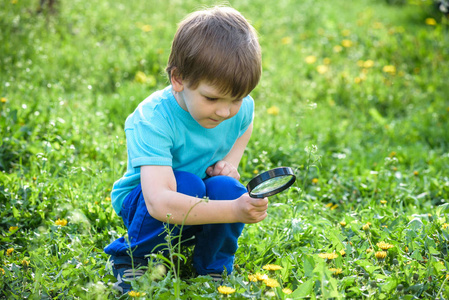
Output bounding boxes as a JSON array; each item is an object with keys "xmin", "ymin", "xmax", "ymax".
[{"xmin": 111, "ymin": 85, "xmax": 254, "ymax": 215}]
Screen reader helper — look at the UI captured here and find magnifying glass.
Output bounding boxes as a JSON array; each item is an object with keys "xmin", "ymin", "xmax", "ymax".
[{"xmin": 246, "ymin": 167, "xmax": 296, "ymax": 198}]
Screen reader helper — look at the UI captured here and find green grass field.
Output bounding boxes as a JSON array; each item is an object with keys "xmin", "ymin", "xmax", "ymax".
[{"xmin": 1, "ymin": 0, "xmax": 449, "ymax": 298}]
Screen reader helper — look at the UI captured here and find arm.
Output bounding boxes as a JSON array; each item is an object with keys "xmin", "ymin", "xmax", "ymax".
[
  {"xmin": 141, "ymin": 163, "xmax": 267, "ymax": 225},
  {"xmin": 206, "ymin": 122, "xmax": 253, "ymax": 180}
]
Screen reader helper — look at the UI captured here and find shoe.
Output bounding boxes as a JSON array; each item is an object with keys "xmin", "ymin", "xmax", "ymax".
[
  {"xmin": 112, "ymin": 263, "xmax": 147, "ymax": 294},
  {"xmin": 208, "ymin": 273, "xmax": 223, "ymax": 283}
]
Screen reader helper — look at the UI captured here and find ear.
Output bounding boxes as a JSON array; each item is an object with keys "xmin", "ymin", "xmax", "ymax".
[{"xmin": 170, "ymin": 69, "xmax": 184, "ymax": 92}]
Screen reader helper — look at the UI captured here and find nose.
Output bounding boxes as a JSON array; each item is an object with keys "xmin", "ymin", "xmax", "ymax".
[{"xmin": 215, "ymin": 104, "xmax": 231, "ymax": 118}]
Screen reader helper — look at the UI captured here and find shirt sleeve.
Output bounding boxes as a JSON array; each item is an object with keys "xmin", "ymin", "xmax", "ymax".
[{"xmin": 126, "ymin": 117, "xmax": 174, "ymax": 168}]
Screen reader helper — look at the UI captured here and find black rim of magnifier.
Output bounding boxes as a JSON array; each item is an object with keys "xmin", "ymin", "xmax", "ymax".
[{"xmin": 246, "ymin": 167, "xmax": 296, "ymax": 198}]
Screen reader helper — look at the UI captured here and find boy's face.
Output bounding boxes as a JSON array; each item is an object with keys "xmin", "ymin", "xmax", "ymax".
[{"xmin": 172, "ymin": 80, "xmax": 243, "ymax": 129}]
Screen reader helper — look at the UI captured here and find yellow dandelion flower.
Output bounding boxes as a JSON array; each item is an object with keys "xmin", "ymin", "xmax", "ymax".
[
  {"xmin": 141, "ymin": 25, "xmax": 152, "ymax": 32},
  {"xmin": 253, "ymin": 169, "xmax": 259, "ymax": 175},
  {"xmin": 217, "ymin": 286, "xmax": 236, "ymax": 295},
  {"xmin": 22, "ymin": 259, "xmax": 30, "ymax": 267},
  {"xmin": 9, "ymin": 226, "xmax": 18, "ymax": 232},
  {"xmin": 312, "ymin": 178, "xmax": 319, "ymax": 184},
  {"xmin": 105, "ymin": 197, "xmax": 111, "ymax": 202},
  {"xmin": 267, "ymin": 106, "xmax": 280, "ymax": 115},
  {"xmin": 363, "ymin": 60, "xmax": 374, "ymax": 68},
  {"xmin": 281, "ymin": 36, "xmax": 292, "ymax": 45},
  {"xmin": 329, "ymin": 268, "xmax": 343, "ymax": 275},
  {"xmin": 362, "ymin": 223, "xmax": 371, "ymax": 231},
  {"xmin": 377, "ymin": 241, "xmax": 394, "ymax": 250},
  {"xmin": 354, "ymin": 77, "xmax": 362, "ymax": 84},
  {"xmin": 382, "ymin": 65, "xmax": 396, "ymax": 75},
  {"xmin": 325, "ymin": 203, "xmax": 333, "ymax": 208},
  {"xmin": 425, "ymin": 18, "xmax": 437, "ymax": 26},
  {"xmin": 380, "ymin": 200, "xmax": 387, "ymax": 204},
  {"xmin": 341, "ymin": 39, "xmax": 352, "ymax": 48},
  {"xmin": 263, "ymin": 264, "xmax": 283, "ymax": 271},
  {"xmin": 442, "ymin": 223, "xmax": 449, "ymax": 230},
  {"xmin": 11, "ymin": 0, "xmax": 18, "ymax": 4},
  {"xmin": 333, "ymin": 45, "xmax": 343, "ymax": 53},
  {"xmin": 264, "ymin": 278, "xmax": 280, "ymax": 288},
  {"xmin": 305, "ymin": 55, "xmax": 317, "ymax": 64},
  {"xmin": 55, "ymin": 218, "xmax": 68, "ymax": 226},
  {"xmin": 323, "ymin": 58, "xmax": 331, "ymax": 65},
  {"xmin": 0, "ymin": 268, "xmax": 4, "ymax": 275},
  {"xmin": 6, "ymin": 248, "xmax": 14, "ymax": 255},
  {"xmin": 248, "ymin": 274, "xmax": 258, "ymax": 282},
  {"xmin": 318, "ymin": 252, "xmax": 338, "ymax": 260},
  {"xmin": 318, "ymin": 253, "xmax": 328, "ymax": 259},
  {"xmin": 340, "ymin": 249, "xmax": 346, "ymax": 256},
  {"xmin": 1, "ymin": 97, "xmax": 7, "ymax": 103},
  {"xmin": 357, "ymin": 60, "xmax": 365, "ymax": 67},
  {"xmin": 340, "ymin": 221, "xmax": 347, "ymax": 227},
  {"xmin": 331, "ymin": 204, "xmax": 339, "ymax": 210},
  {"xmin": 316, "ymin": 65, "xmax": 329, "ymax": 74},
  {"xmin": 128, "ymin": 291, "xmax": 146, "ymax": 297},
  {"xmin": 282, "ymin": 288, "xmax": 293, "ymax": 294},
  {"xmin": 366, "ymin": 248, "xmax": 373, "ymax": 254},
  {"xmin": 375, "ymin": 251, "xmax": 387, "ymax": 260},
  {"xmin": 255, "ymin": 273, "xmax": 268, "ymax": 281},
  {"xmin": 413, "ymin": 170, "xmax": 419, "ymax": 176}
]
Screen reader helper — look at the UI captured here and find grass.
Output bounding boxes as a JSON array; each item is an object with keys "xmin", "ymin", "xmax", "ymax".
[{"xmin": 1, "ymin": 0, "xmax": 449, "ymax": 298}]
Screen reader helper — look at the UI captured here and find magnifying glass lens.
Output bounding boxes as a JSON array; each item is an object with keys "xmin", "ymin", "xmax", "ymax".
[
  {"xmin": 250, "ymin": 175, "xmax": 294, "ymax": 197},
  {"xmin": 247, "ymin": 167, "xmax": 296, "ymax": 198}
]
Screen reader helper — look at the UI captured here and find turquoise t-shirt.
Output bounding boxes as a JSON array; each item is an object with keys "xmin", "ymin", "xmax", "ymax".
[{"xmin": 111, "ymin": 85, "xmax": 254, "ymax": 215}]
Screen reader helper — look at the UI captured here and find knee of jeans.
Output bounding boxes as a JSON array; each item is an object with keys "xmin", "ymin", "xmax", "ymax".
[
  {"xmin": 174, "ymin": 170, "xmax": 206, "ymax": 198},
  {"xmin": 205, "ymin": 176, "xmax": 247, "ymax": 200}
]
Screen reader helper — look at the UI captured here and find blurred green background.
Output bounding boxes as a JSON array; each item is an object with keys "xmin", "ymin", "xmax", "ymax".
[{"xmin": 1, "ymin": 0, "xmax": 449, "ymax": 298}]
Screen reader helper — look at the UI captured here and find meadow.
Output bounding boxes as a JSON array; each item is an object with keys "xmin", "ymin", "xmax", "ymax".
[{"xmin": 1, "ymin": 0, "xmax": 449, "ymax": 298}]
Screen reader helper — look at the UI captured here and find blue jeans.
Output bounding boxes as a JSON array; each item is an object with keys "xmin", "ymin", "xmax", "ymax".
[{"xmin": 104, "ymin": 171, "xmax": 246, "ymax": 275}]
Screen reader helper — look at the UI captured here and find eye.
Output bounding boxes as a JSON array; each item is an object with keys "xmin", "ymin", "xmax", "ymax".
[{"xmin": 205, "ymin": 96, "xmax": 218, "ymax": 101}]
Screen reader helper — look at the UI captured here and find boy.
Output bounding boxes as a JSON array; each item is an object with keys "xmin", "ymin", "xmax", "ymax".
[{"xmin": 104, "ymin": 6, "xmax": 268, "ymax": 293}]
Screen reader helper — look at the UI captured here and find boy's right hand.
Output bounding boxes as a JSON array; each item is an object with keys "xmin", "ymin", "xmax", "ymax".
[{"xmin": 232, "ymin": 193, "xmax": 268, "ymax": 224}]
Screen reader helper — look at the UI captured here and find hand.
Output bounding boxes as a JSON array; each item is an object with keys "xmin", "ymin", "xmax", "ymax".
[
  {"xmin": 232, "ymin": 193, "xmax": 268, "ymax": 224},
  {"xmin": 206, "ymin": 160, "xmax": 240, "ymax": 180}
]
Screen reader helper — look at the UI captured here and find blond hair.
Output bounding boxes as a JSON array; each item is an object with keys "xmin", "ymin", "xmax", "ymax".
[{"xmin": 166, "ymin": 6, "xmax": 262, "ymax": 98}]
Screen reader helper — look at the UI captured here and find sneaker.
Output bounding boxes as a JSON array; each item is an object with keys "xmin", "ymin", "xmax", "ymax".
[
  {"xmin": 208, "ymin": 273, "xmax": 223, "ymax": 283},
  {"xmin": 112, "ymin": 264, "xmax": 147, "ymax": 294}
]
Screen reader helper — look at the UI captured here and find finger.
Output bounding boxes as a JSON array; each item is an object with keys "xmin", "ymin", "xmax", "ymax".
[
  {"xmin": 206, "ymin": 166, "xmax": 214, "ymax": 176},
  {"xmin": 251, "ymin": 198, "xmax": 268, "ymax": 207},
  {"xmin": 212, "ymin": 161, "xmax": 225, "ymax": 176},
  {"xmin": 248, "ymin": 212, "xmax": 267, "ymax": 224}
]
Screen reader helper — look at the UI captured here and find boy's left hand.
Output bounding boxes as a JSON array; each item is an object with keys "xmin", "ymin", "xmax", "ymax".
[{"xmin": 206, "ymin": 160, "xmax": 240, "ymax": 180}]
